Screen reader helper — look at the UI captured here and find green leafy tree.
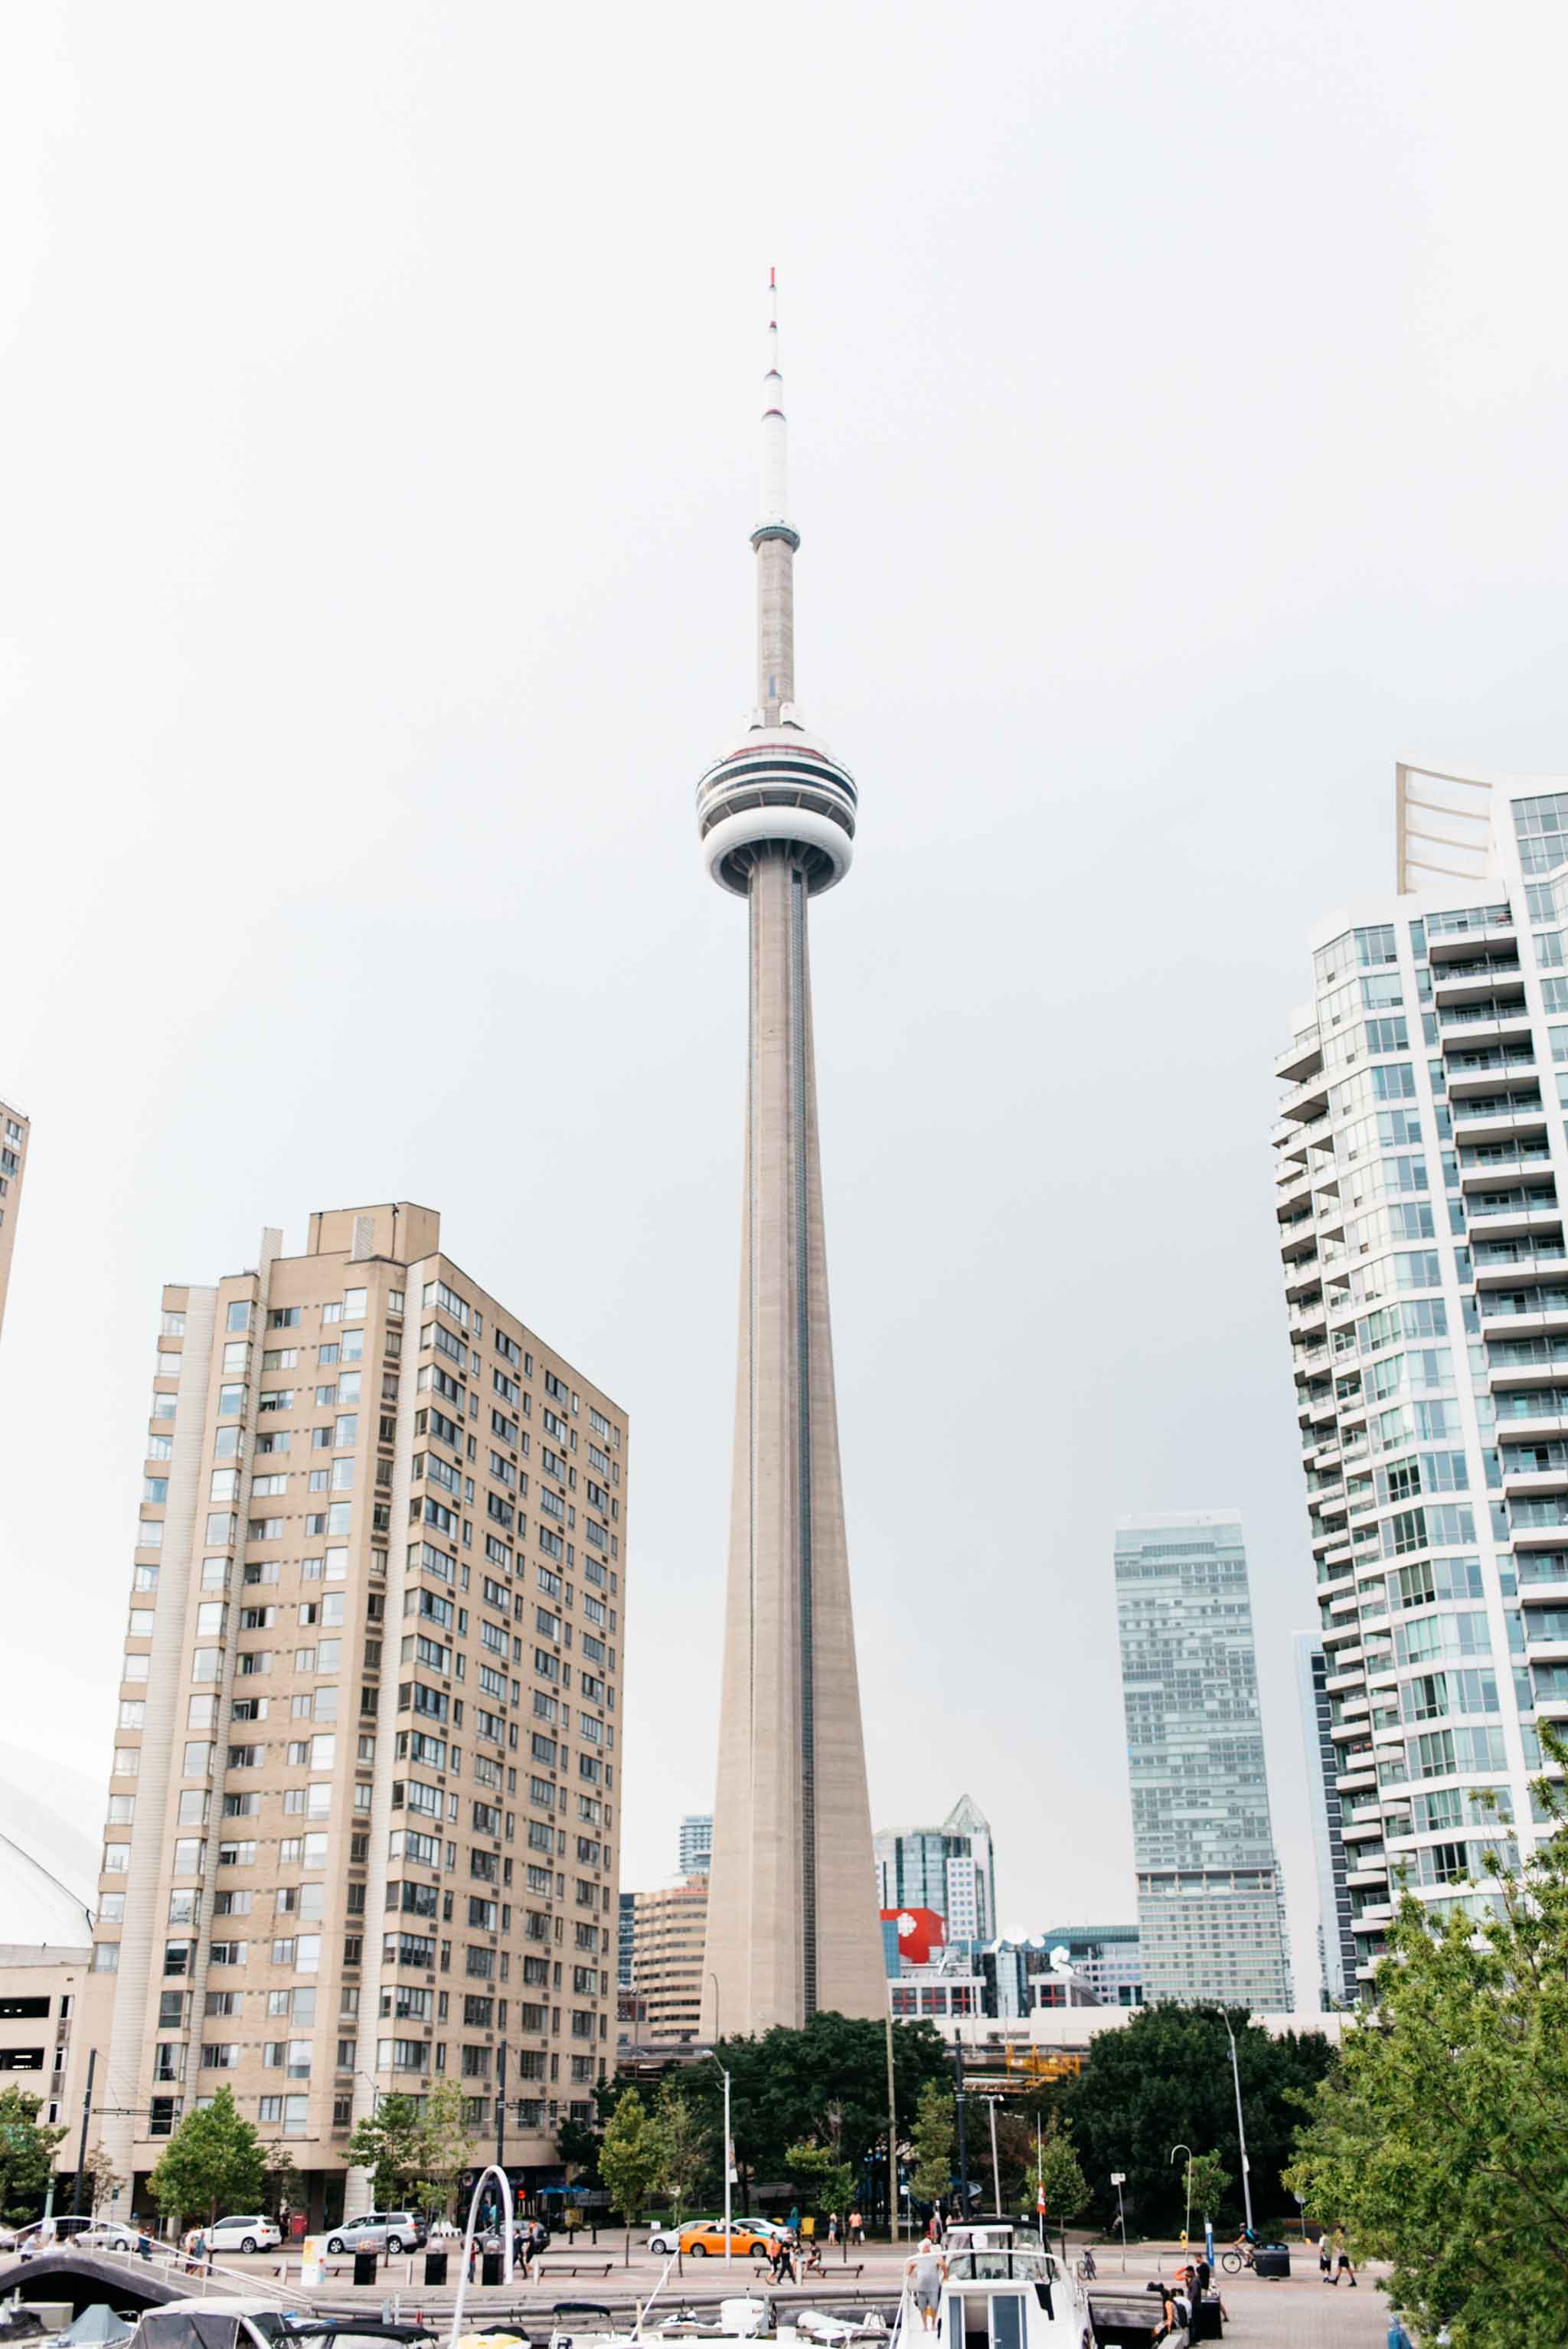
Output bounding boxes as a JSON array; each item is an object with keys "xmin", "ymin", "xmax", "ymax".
[
  {"xmin": 908, "ymin": 2081, "xmax": 956, "ymax": 2206},
  {"xmin": 148, "ymin": 2088, "xmax": 264, "ymax": 2226},
  {"xmin": 1032, "ymin": 2112, "xmax": 1089, "ymax": 2226},
  {"xmin": 0, "ymin": 2088, "xmax": 67, "ymax": 2228},
  {"xmin": 557, "ymin": 2109, "xmax": 605, "ymax": 2189},
  {"xmin": 786, "ymin": 2137, "xmax": 857, "ymax": 2226},
  {"xmin": 655, "ymin": 2014, "xmax": 949, "ymax": 2207},
  {"xmin": 1184, "ymin": 2151, "xmax": 1228, "ymax": 2230},
  {"xmin": 345, "ymin": 2093, "xmax": 426, "ymax": 2210},
  {"xmin": 1286, "ymin": 1740, "xmax": 1568, "ymax": 2349},
  {"xmin": 416, "ymin": 2078, "xmax": 474, "ymax": 2220},
  {"xmin": 260, "ymin": 2147, "xmax": 303, "ymax": 2224},
  {"xmin": 655, "ymin": 2077, "xmax": 713, "ymax": 2223},
  {"xmin": 1067, "ymin": 2004, "xmax": 1333, "ymax": 2235},
  {"xmin": 599, "ymin": 2089, "xmax": 663, "ymax": 2225},
  {"xmin": 77, "ymin": 2144, "xmax": 125, "ymax": 2218}
]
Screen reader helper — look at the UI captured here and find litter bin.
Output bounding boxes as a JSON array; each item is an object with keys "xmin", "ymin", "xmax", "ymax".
[
  {"xmin": 482, "ymin": 2249, "xmax": 505, "ymax": 2287},
  {"xmin": 423, "ymin": 2250, "xmax": 449, "ymax": 2286},
  {"xmin": 1253, "ymin": 2244, "xmax": 1291, "ymax": 2281},
  {"xmin": 353, "ymin": 2249, "xmax": 378, "ymax": 2287},
  {"xmin": 1191, "ymin": 2290, "xmax": 1224, "ymax": 2339}
]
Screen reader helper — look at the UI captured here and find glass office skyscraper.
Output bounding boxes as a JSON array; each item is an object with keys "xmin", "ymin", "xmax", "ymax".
[{"xmin": 1115, "ymin": 1511, "xmax": 1292, "ymax": 2010}]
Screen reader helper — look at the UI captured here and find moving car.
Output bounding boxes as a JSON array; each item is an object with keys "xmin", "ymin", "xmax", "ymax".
[
  {"xmin": 678, "ymin": 2222, "xmax": 779, "ymax": 2259},
  {"xmin": 324, "ymin": 2213, "xmax": 426, "ymax": 2256}
]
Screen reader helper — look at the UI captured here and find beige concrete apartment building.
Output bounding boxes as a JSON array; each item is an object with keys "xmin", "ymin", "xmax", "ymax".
[
  {"xmin": 88, "ymin": 1203, "xmax": 627, "ymax": 2227},
  {"xmin": 628, "ymin": 1877, "xmax": 707, "ymax": 2050},
  {"xmin": 0, "ymin": 1100, "xmax": 29, "ymax": 1343},
  {"xmin": 0, "ymin": 1948, "xmax": 90, "ymax": 2135}
]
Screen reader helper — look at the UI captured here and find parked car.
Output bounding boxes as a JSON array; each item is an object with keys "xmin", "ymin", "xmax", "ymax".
[
  {"xmin": 76, "ymin": 2223, "xmax": 144, "ymax": 2252},
  {"xmin": 324, "ymin": 2213, "xmax": 426, "ymax": 2256},
  {"xmin": 678, "ymin": 2221, "xmax": 779, "ymax": 2259},
  {"xmin": 207, "ymin": 2217, "xmax": 283, "ymax": 2255}
]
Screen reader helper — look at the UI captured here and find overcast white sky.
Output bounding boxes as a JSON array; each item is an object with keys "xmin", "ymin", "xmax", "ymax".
[{"xmin": 5, "ymin": 2, "xmax": 1568, "ymax": 1995}]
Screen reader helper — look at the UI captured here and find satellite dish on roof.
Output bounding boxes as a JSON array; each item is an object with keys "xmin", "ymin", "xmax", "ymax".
[{"xmin": 1050, "ymin": 1946, "xmax": 1075, "ymax": 1975}]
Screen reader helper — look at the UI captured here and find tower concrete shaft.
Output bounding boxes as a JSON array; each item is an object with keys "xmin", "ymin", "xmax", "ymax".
[{"xmin": 698, "ymin": 278, "xmax": 884, "ymax": 2037}]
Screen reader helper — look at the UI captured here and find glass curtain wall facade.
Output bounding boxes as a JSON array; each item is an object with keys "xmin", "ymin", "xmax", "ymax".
[
  {"xmin": 1276, "ymin": 767, "xmax": 1568, "ymax": 1991},
  {"xmin": 1114, "ymin": 1511, "xmax": 1292, "ymax": 2010},
  {"xmin": 872, "ymin": 1796, "xmax": 995, "ymax": 1945}
]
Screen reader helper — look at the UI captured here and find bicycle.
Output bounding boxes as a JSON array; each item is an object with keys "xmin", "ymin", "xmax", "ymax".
[
  {"xmin": 1073, "ymin": 2254, "xmax": 1097, "ymax": 2283},
  {"xmin": 1220, "ymin": 2247, "xmax": 1256, "ymax": 2275}
]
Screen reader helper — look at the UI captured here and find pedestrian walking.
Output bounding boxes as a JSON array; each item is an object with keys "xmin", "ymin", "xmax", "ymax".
[
  {"xmin": 906, "ymin": 2237, "xmax": 947, "ymax": 2334},
  {"xmin": 848, "ymin": 2209, "xmax": 864, "ymax": 2250},
  {"xmin": 1318, "ymin": 2230, "xmax": 1333, "ymax": 2282},
  {"xmin": 468, "ymin": 2233, "xmax": 479, "ymax": 2283},
  {"xmin": 1386, "ymin": 2318, "xmax": 1414, "ymax": 2349},
  {"xmin": 789, "ymin": 2204, "xmax": 800, "ymax": 2238},
  {"xmin": 828, "ymin": 2212, "xmax": 839, "ymax": 2246},
  {"xmin": 1333, "ymin": 2226, "xmax": 1357, "ymax": 2287}
]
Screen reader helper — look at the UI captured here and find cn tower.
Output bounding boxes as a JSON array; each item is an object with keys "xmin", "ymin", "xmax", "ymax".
[{"xmin": 697, "ymin": 276, "xmax": 886, "ymax": 2036}]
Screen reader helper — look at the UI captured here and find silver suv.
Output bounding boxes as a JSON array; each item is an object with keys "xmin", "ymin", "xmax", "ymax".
[{"xmin": 325, "ymin": 2211, "xmax": 426, "ymax": 2255}]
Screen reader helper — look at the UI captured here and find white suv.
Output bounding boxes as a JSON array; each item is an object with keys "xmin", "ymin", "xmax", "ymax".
[{"xmin": 208, "ymin": 2216, "xmax": 283, "ymax": 2254}]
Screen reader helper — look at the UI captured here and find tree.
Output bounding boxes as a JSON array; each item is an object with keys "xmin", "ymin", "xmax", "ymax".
[
  {"xmin": 1185, "ymin": 2151, "xmax": 1229, "ymax": 2230},
  {"xmin": 908, "ymin": 2082, "xmax": 956, "ymax": 2206},
  {"xmin": 78, "ymin": 2145, "xmax": 125, "ymax": 2218},
  {"xmin": 599, "ymin": 2089, "xmax": 663, "ymax": 2226},
  {"xmin": 416, "ymin": 2079, "xmax": 473, "ymax": 2221},
  {"xmin": 260, "ymin": 2146, "xmax": 303, "ymax": 2224},
  {"xmin": 1066, "ymin": 2004, "xmax": 1334, "ymax": 2235},
  {"xmin": 654, "ymin": 2078, "xmax": 713, "ymax": 2224},
  {"xmin": 0, "ymin": 2088, "xmax": 67, "ymax": 2228},
  {"xmin": 654, "ymin": 2014, "xmax": 950, "ymax": 2207},
  {"xmin": 786, "ymin": 2138, "xmax": 857, "ymax": 2226},
  {"xmin": 557, "ymin": 2109, "xmax": 604, "ymax": 2189},
  {"xmin": 1285, "ymin": 1740, "xmax": 1568, "ymax": 2349},
  {"xmin": 345, "ymin": 2093, "xmax": 426, "ymax": 2210},
  {"xmin": 1032, "ymin": 2113, "xmax": 1089, "ymax": 2226},
  {"xmin": 148, "ymin": 2089, "xmax": 263, "ymax": 2227}
]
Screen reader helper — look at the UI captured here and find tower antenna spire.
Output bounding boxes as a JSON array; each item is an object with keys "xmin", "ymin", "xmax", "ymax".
[
  {"xmin": 763, "ymin": 266, "xmax": 789, "ymax": 525},
  {"xmin": 753, "ymin": 267, "xmax": 801, "ymax": 727}
]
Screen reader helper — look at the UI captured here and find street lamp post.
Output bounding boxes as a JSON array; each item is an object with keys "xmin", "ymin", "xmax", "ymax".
[
  {"xmin": 954, "ymin": 2030, "xmax": 969, "ymax": 2212},
  {"xmin": 982, "ymin": 2097, "xmax": 1002, "ymax": 2217},
  {"xmin": 1220, "ymin": 2014, "xmax": 1255, "ymax": 2237},
  {"xmin": 1170, "ymin": 2145, "xmax": 1192, "ymax": 2251},
  {"xmin": 710, "ymin": 1974, "xmax": 733, "ymax": 2270},
  {"xmin": 1110, "ymin": 2174, "xmax": 1127, "ymax": 2275}
]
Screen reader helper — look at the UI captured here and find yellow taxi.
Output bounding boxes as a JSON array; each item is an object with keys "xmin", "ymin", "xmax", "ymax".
[{"xmin": 678, "ymin": 2220, "xmax": 779, "ymax": 2258}]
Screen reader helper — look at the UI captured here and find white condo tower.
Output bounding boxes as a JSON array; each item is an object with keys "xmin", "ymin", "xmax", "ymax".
[{"xmin": 697, "ymin": 277, "xmax": 886, "ymax": 2037}]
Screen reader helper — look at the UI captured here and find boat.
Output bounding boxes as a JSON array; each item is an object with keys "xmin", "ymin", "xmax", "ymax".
[{"xmin": 888, "ymin": 2223, "xmax": 1089, "ymax": 2349}]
